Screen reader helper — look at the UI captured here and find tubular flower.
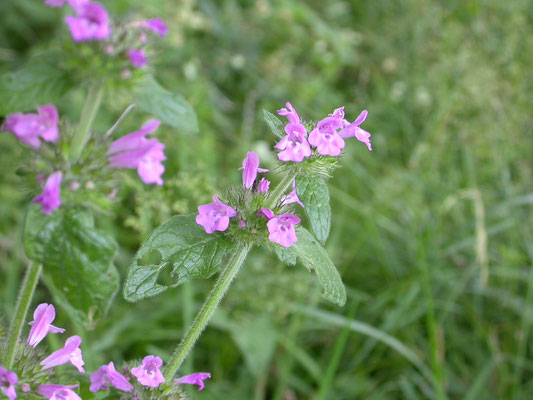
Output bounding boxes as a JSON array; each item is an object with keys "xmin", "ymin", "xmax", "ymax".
[
  {"xmin": 256, "ymin": 208, "xmax": 274, "ymax": 220},
  {"xmin": 37, "ymin": 385, "xmax": 81, "ymax": 400},
  {"xmin": 33, "ymin": 172, "xmax": 62, "ymax": 214},
  {"xmin": 40, "ymin": 336, "xmax": 85, "ymax": 373},
  {"xmin": 196, "ymin": 196, "xmax": 237, "ymax": 234},
  {"xmin": 131, "ymin": 355, "xmax": 165, "ymax": 388},
  {"xmin": 140, "ymin": 18, "xmax": 168, "ymax": 37},
  {"xmin": 277, "ymin": 102, "xmax": 301, "ymax": 125},
  {"xmin": 27, "ymin": 303, "xmax": 65, "ymax": 348},
  {"xmin": 65, "ymin": 1, "xmax": 110, "ymax": 42},
  {"xmin": 267, "ymin": 214, "xmax": 301, "ymax": 248},
  {"xmin": 308, "ymin": 112, "xmax": 346, "ymax": 156},
  {"xmin": 257, "ymin": 178, "xmax": 270, "ymax": 193},
  {"xmin": 107, "ymin": 119, "xmax": 166, "ymax": 185},
  {"xmin": 275, "ymin": 123, "xmax": 312, "ymax": 162},
  {"xmin": 239, "ymin": 151, "xmax": 269, "ymax": 189},
  {"xmin": 339, "ymin": 110, "xmax": 372, "ymax": 151},
  {"xmin": 90, "ymin": 362, "xmax": 133, "ymax": 393},
  {"xmin": 2, "ymin": 104, "xmax": 59, "ymax": 148},
  {"xmin": 0, "ymin": 367, "xmax": 18, "ymax": 400},
  {"xmin": 127, "ymin": 49, "xmax": 147, "ymax": 68},
  {"xmin": 281, "ymin": 181, "xmax": 305, "ymax": 208},
  {"xmin": 175, "ymin": 372, "xmax": 211, "ymax": 391}
]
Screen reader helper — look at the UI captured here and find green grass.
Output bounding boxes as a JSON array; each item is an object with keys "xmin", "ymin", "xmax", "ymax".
[{"xmin": 2, "ymin": 0, "xmax": 533, "ymax": 398}]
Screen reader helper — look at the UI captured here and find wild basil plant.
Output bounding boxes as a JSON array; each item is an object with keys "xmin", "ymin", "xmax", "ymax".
[
  {"xmin": 0, "ymin": 0, "xmax": 373, "ymax": 399},
  {"xmin": 123, "ymin": 102, "xmax": 372, "ymax": 385}
]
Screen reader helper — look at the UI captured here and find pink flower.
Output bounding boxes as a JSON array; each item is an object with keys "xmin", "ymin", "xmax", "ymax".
[
  {"xmin": 175, "ymin": 372, "xmax": 211, "ymax": 391},
  {"xmin": 141, "ymin": 18, "xmax": 168, "ymax": 37},
  {"xmin": 90, "ymin": 362, "xmax": 133, "ymax": 393},
  {"xmin": 267, "ymin": 214, "xmax": 301, "ymax": 248},
  {"xmin": 277, "ymin": 102, "xmax": 301, "ymax": 125},
  {"xmin": 281, "ymin": 181, "xmax": 304, "ymax": 208},
  {"xmin": 239, "ymin": 151, "xmax": 269, "ymax": 189},
  {"xmin": 274, "ymin": 123, "xmax": 312, "ymax": 162},
  {"xmin": 0, "ymin": 367, "xmax": 18, "ymax": 400},
  {"xmin": 196, "ymin": 196, "xmax": 236, "ymax": 234},
  {"xmin": 257, "ymin": 208, "xmax": 274, "ymax": 220},
  {"xmin": 2, "ymin": 104, "xmax": 59, "ymax": 148},
  {"xmin": 33, "ymin": 172, "xmax": 62, "ymax": 214},
  {"xmin": 339, "ymin": 110, "xmax": 372, "ymax": 151},
  {"xmin": 257, "ymin": 178, "xmax": 270, "ymax": 193},
  {"xmin": 131, "ymin": 355, "xmax": 165, "ymax": 388},
  {"xmin": 107, "ymin": 119, "xmax": 166, "ymax": 185},
  {"xmin": 127, "ymin": 49, "xmax": 147, "ymax": 68},
  {"xmin": 27, "ymin": 303, "xmax": 65, "ymax": 347},
  {"xmin": 37, "ymin": 385, "xmax": 81, "ymax": 400},
  {"xmin": 40, "ymin": 336, "xmax": 85, "ymax": 373},
  {"xmin": 308, "ymin": 118, "xmax": 346, "ymax": 156},
  {"xmin": 64, "ymin": 1, "xmax": 110, "ymax": 42}
]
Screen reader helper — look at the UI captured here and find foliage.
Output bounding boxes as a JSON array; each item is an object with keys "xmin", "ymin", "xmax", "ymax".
[{"xmin": 1, "ymin": 0, "xmax": 533, "ymax": 399}]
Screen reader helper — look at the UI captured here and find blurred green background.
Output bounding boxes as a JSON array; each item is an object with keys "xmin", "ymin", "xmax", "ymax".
[{"xmin": 1, "ymin": 0, "xmax": 533, "ymax": 398}]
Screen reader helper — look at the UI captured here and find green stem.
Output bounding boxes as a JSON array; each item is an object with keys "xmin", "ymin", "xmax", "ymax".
[
  {"xmin": 163, "ymin": 244, "xmax": 251, "ymax": 381},
  {"xmin": 264, "ymin": 170, "xmax": 298, "ymax": 209},
  {"xmin": 3, "ymin": 262, "xmax": 42, "ymax": 369},
  {"xmin": 70, "ymin": 85, "xmax": 104, "ymax": 163}
]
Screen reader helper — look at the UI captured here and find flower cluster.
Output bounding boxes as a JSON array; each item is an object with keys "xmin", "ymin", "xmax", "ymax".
[
  {"xmin": 1, "ymin": 104, "xmax": 167, "ymax": 214},
  {"xmin": 44, "ymin": 0, "xmax": 168, "ymax": 70},
  {"xmin": 195, "ymin": 102, "xmax": 372, "ymax": 248},
  {"xmin": 0, "ymin": 303, "xmax": 210, "ymax": 399},
  {"xmin": 276, "ymin": 102, "xmax": 371, "ymax": 161}
]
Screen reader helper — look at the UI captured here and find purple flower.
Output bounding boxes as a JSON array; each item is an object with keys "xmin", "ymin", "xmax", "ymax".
[
  {"xmin": 0, "ymin": 367, "xmax": 18, "ymax": 400},
  {"xmin": 257, "ymin": 178, "xmax": 270, "ymax": 193},
  {"xmin": 339, "ymin": 110, "xmax": 372, "ymax": 151},
  {"xmin": 107, "ymin": 119, "xmax": 166, "ymax": 185},
  {"xmin": 267, "ymin": 214, "xmax": 301, "ymax": 248},
  {"xmin": 281, "ymin": 181, "xmax": 305, "ymax": 208},
  {"xmin": 127, "ymin": 49, "xmax": 147, "ymax": 68},
  {"xmin": 141, "ymin": 18, "xmax": 168, "ymax": 37},
  {"xmin": 2, "ymin": 104, "xmax": 59, "ymax": 148},
  {"xmin": 65, "ymin": 1, "xmax": 110, "ymax": 42},
  {"xmin": 175, "ymin": 372, "xmax": 211, "ymax": 391},
  {"xmin": 277, "ymin": 102, "xmax": 301, "ymax": 125},
  {"xmin": 37, "ymin": 385, "xmax": 81, "ymax": 400},
  {"xmin": 27, "ymin": 303, "xmax": 65, "ymax": 348},
  {"xmin": 275, "ymin": 123, "xmax": 312, "ymax": 162},
  {"xmin": 40, "ymin": 336, "xmax": 85, "ymax": 373},
  {"xmin": 33, "ymin": 172, "xmax": 62, "ymax": 214},
  {"xmin": 196, "ymin": 196, "xmax": 237, "ymax": 234},
  {"xmin": 308, "ymin": 118, "xmax": 346, "ymax": 156},
  {"xmin": 131, "ymin": 355, "xmax": 165, "ymax": 388},
  {"xmin": 239, "ymin": 151, "xmax": 269, "ymax": 189},
  {"xmin": 256, "ymin": 208, "xmax": 274, "ymax": 220},
  {"xmin": 90, "ymin": 362, "xmax": 133, "ymax": 393}
]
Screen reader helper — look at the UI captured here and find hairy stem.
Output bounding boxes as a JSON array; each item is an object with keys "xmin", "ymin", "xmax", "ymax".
[
  {"xmin": 3, "ymin": 262, "xmax": 42, "ymax": 368},
  {"xmin": 69, "ymin": 85, "xmax": 104, "ymax": 163},
  {"xmin": 164, "ymin": 244, "xmax": 251, "ymax": 380},
  {"xmin": 265, "ymin": 170, "xmax": 298, "ymax": 209}
]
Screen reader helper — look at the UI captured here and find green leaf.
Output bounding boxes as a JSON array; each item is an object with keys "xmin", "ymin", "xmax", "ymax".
[
  {"xmin": 0, "ymin": 53, "xmax": 71, "ymax": 115},
  {"xmin": 296, "ymin": 174, "xmax": 331, "ymax": 245},
  {"xmin": 274, "ymin": 244, "xmax": 298, "ymax": 266},
  {"xmin": 24, "ymin": 205, "xmax": 119, "ymax": 328},
  {"xmin": 292, "ymin": 227, "xmax": 346, "ymax": 306},
  {"xmin": 134, "ymin": 77, "xmax": 198, "ymax": 133},
  {"xmin": 263, "ymin": 109, "xmax": 285, "ymax": 139},
  {"xmin": 124, "ymin": 215, "xmax": 230, "ymax": 302}
]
